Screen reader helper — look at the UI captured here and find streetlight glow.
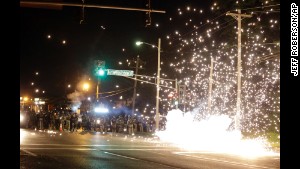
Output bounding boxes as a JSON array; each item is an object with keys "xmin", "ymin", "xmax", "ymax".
[
  {"xmin": 83, "ymin": 83, "xmax": 90, "ymax": 91},
  {"xmin": 136, "ymin": 41, "xmax": 143, "ymax": 46}
]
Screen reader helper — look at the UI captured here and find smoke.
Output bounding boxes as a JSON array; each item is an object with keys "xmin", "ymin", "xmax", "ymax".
[
  {"xmin": 67, "ymin": 91, "xmax": 85, "ymax": 112},
  {"xmin": 111, "ymin": 106, "xmax": 132, "ymax": 115}
]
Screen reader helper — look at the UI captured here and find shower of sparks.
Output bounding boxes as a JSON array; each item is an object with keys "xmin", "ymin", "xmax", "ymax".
[
  {"xmin": 159, "ymin": 1, "xmax": 280, "ymax": 143},
  {"xmin": 156, "ymin": 109, "xmax": 279, "ymax": 158}
]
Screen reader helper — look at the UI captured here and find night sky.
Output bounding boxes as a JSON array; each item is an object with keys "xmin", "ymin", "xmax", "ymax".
[{"xmin": 20, "ymin": 0, "xmax": 210, "ymax": 102}]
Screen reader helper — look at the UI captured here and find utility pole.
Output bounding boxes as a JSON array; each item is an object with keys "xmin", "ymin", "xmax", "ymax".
[
  {"xmin": 128, "ymin": 56, "xmax": 145, "ymax": 116},
  {"xmin": 227, "ymin": 9, "xmax": 251, "ymax": 131},
  {"xmin": 175, "ymin": 78, "xmax": 178, "ymax": 109},
  {"xmin": 155, "ymin": 38, "xmax": 161, "ymax": 131},
  {"xmin": 207, "ymin": 57, "xmax": 214, "ymax": 115}
]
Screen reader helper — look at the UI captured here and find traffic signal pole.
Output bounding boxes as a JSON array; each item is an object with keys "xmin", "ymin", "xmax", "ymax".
[{"xmin": 96, "ymin": 77, "xmax": 100, "ymax": 100}]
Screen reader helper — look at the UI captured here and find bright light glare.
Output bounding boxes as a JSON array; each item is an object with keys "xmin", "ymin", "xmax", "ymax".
[
  {"xmin": 83, "ymin": 83, "xmax": 89, "ymax": 91},
  {"xmin": 20, "ymin": 114, "xmax": 24, "ymax": 122},
  {"xmin": 156, "ymin": 109, "xmax": 279, "ymax": 158},
  {"xmin": 94, "ymin": 107, "xmax": 109, "ymax": 113},
  {"xmin": 20, "ymin": 129, "xmax": 26, "ymax": 143},
  {"xmin": 98, "ymin": 69, "xmax": 105, "ymax": 76},
  {"xmin": 136, "ymin": 41, "xmax": 143, "ymax": 46}
]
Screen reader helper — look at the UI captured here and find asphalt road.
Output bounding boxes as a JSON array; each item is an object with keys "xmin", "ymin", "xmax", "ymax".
[{"xmin": 20, "ymin": 129, "xmax": 280, "ymax": 169}]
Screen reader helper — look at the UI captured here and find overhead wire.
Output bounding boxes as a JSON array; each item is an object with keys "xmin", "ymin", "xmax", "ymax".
[{"xmin": 100, "ymin": 87, "xmax": 133, "ymax": 98}]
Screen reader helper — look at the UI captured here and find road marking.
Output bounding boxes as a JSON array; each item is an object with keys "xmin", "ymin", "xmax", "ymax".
[
  {"xmin": 20, "ymin": 148, "xmax": 171, "ymax": 151},
  {"xmin": 21, "ymin": 144, "xmax": 166, "ymax": 147},
  {"xmin": 20, "ymin": 148, "xmax": 37, "ymax": 157},
  {"xmin": 104, "ymin": 151, "xmax": 181, "ymax": 169},
  {"xmin": 75, "ymin": 148, "xmax": 97, "ymax": 150},
  {"xmin": 104, "ymin": 152, "xmax": 139, "ymax": 160},
  {"xmin": 99, "ymin": 148, "xmax": 171, "ymax": 151},
  {"xmin": 21, "ymin": 148, "xmax": 97, "ymax": 150},
  {"xmin": 175, "ymin": 153, "xmax": 276, "ymax": 169}
]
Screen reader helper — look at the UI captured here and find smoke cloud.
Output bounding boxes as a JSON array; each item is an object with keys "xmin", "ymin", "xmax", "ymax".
[{"xmin": 67, "ymin": 90, "xmax": 85, "ymax": 112}]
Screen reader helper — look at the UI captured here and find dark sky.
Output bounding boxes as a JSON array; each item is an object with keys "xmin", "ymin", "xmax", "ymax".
[{"xmin": 20, "ymin": 0, "xmax": 211, "ymax": 103}]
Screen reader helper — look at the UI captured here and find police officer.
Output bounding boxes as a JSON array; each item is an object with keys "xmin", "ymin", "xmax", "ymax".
[
  {"xmin": 127, "ymin": 116, "xmax": 134, "ymax": 135},
  {"xmin": 111, "ymin": 116, "xmax": 117, "ymax": 133}
]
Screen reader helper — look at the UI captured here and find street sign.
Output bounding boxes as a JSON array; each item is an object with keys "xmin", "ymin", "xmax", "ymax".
[{"xmin": 106, "ymin": 69, "xmax": 134, "ymax": 77}]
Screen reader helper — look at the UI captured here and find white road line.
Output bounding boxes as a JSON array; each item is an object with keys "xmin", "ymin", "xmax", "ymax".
[
  {"xmin": 100, "ymin": 148, "xmax": 172, "ymax": 151},
  {"xmin": 104, "ymin": 152, "xmax": 181, "ymax": 169},
  {"xmin": 21, "ymin": 148, "xmax": 97, "ymax": 150},
  {"xmin": 176, "ymin": 154, "xmax": 276, "ymax": 169},
  {"xmin": 20, "ymin": 148, "xmax": 172, "ymax": 151},
  {"xmin": 20, "ymin": 148, "xmax": 37, "ymax": 157},
  {"xmin": 21, "ymin": 144, "xmax": 165, "ymax": 147},
  {"xmin": 104, "ymin": 152, "xmax": 139, "ymax": 161}
]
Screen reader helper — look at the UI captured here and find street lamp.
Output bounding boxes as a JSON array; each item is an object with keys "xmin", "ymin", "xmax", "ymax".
[
  {"xmin": 83, "ymin": 83, "xmax": 90, "ymax": 91},
  {"xmin": 136, "ymin": 38, "xmax": 161, "ymax": 131}
]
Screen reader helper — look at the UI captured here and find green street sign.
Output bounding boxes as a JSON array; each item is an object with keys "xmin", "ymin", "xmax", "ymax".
[{"xmin": 106, "ymin": 69, "xmax": 134, "ymax": 77}]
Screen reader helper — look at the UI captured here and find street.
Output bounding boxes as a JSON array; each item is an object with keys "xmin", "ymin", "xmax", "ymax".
[{"xmin": 20, "ymin": 129, "xmax": 280, "ymax": 169}]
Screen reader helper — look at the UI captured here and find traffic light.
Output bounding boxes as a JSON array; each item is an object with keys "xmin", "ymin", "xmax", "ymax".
[
  {"xmin": 95, "ymin": 67, "xmax": 107, "ymax": 78},
  {"xmin": 97, "ymin": 68, "xmax": 105, "ymax": 76},
  {"xmin": 94, "ymin": 60, "xmax": 106, "ymax": 77}
]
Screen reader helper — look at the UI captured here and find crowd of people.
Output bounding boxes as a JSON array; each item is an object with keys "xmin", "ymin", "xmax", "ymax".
[{"xmin": 21, "ymin": 110, "xmax": 167, "ymax": 134}]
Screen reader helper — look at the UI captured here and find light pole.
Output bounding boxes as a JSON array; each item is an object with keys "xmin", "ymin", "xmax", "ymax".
[{"xmin": 136, "ymin": 38, "xmax": 161, "ymax": 131}]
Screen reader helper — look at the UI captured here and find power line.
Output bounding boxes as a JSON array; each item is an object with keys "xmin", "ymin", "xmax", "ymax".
[
  {"xmin": 241, "ymin": 4, "xmax": 280, "ymax": 11},
  {"xmin": 20, "ymin": 1, "xmax": 166, "ymax": 13},
  {"xmin": 100, "ymin": 88, "xmax": 133, "ymax": 98},
  {"xmin": 100, "ymin": 87, "xmax": 133, "ymax": 94},
  {"xmin": 165, "ymin": 12, "xmax": 228, "ymax": 51},
  {"xmin": 122, "ymin": 76, "xmax": 176, "ymax": 90}
]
